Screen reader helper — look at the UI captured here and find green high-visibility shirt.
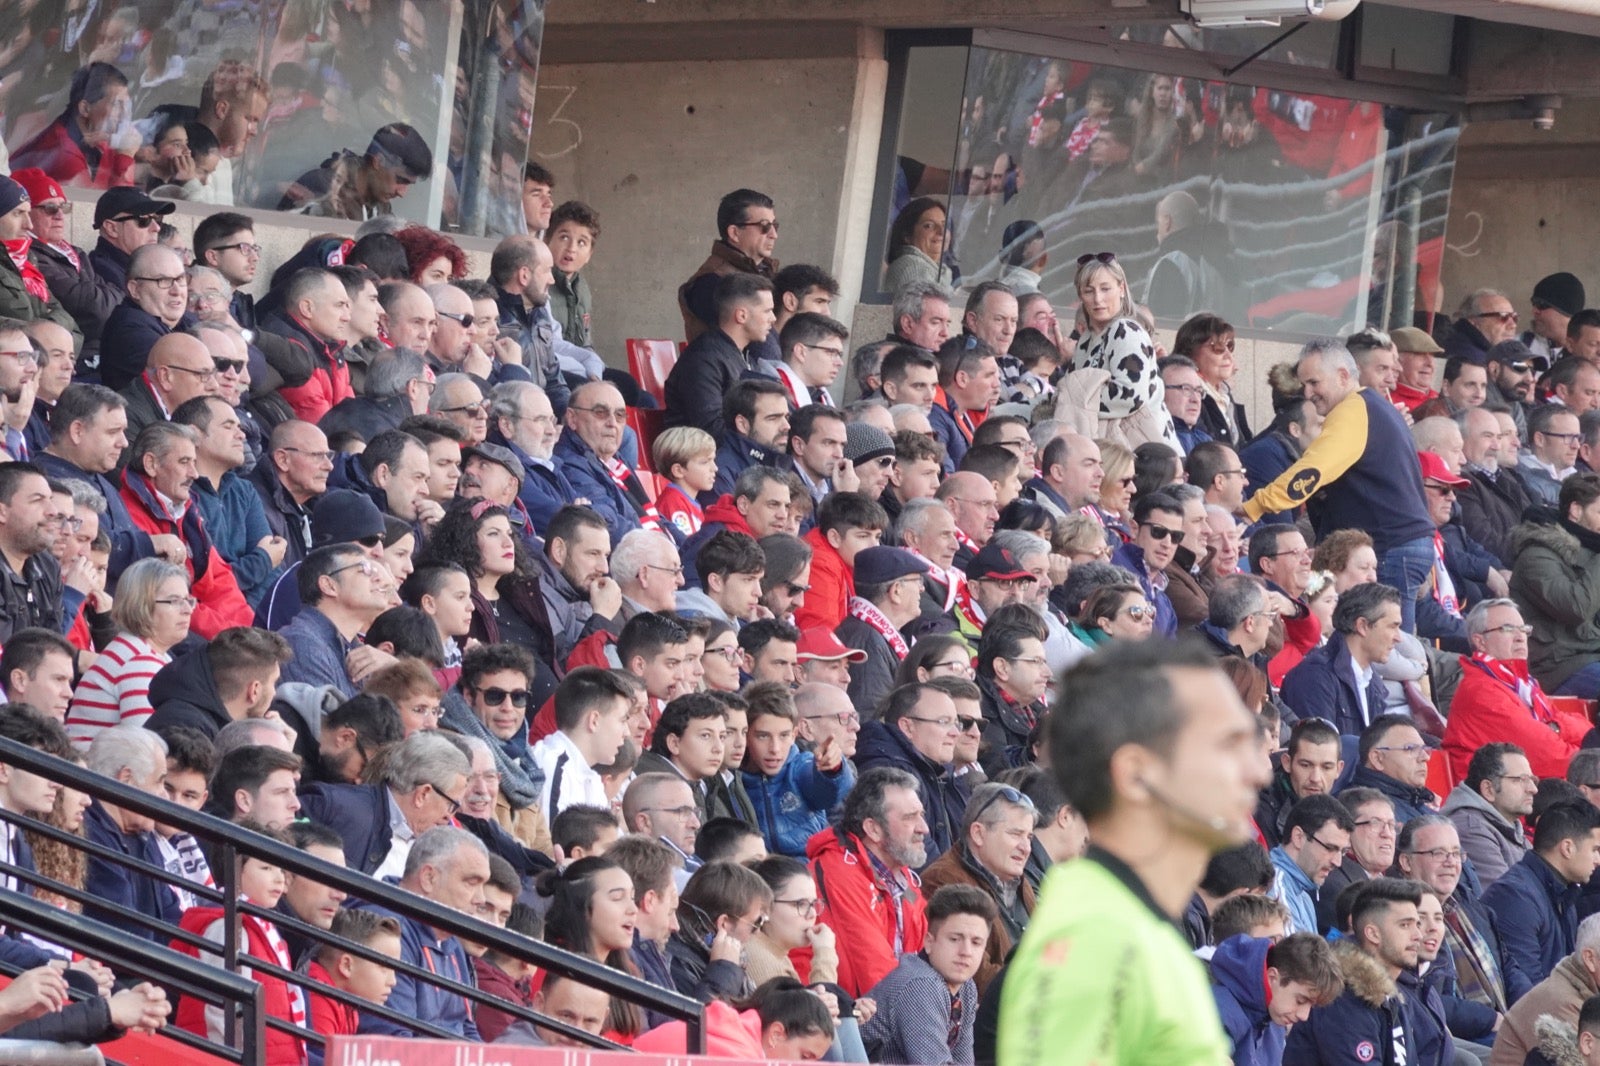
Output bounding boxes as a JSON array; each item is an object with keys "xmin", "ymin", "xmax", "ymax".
[{"xmin": 997, "ymin": 848, "xmax": 1230, "ymax": 1066}]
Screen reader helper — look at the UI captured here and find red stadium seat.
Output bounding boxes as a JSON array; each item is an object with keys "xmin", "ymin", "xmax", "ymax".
[
  {"xmin": 628, "ymin": 407, "xmax": 666, "ymax": 474},
  {"xmin": 627, "ymin": 339, "xmax": 679, "ymax": 406},
  {"xmin": 1425, "ymin": 746, "xmax": 1455, "ymax": 801}
]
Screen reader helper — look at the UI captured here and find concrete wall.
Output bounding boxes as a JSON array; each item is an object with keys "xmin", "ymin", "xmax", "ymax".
[{"xmin": 528, "ymin": 49, "xmax": 882, "ymax": 365}]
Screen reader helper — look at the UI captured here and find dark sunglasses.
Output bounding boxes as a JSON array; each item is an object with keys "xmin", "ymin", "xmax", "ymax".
[
  {"xmin": 354, "ymin": 534, "xmax": 384, "ymax": 549},
  {"xmin": 1141, "ymin": 523, "xmax": 1185, "ymax": 544},
  {"xmin": 111, "ymin": 213, "xmax": 161, "ymax": 227},
  {"xmin": 213, "ymin": 358, "xmax": 246, "ymax": 374},
  {"xmin": 34, "ymin": 202, "xmax": 71, "ymax": 217},
  {"xmin": 1077, "ymin": 251, "xmax": 1117, "ymax": 267},
  {"xmin": 476, "ymin": 686, "xmax": 530, "ymax": 708}
]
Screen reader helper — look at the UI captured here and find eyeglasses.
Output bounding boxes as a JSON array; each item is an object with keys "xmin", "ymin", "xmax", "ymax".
[
  {"xmin": 1353, "ymin": 818, "xmax": 1398, "ymax": 832},
  {"xmin": 50, "ymin": 514, "xmax": 83, "ymax": 533},
  {"xmin": 34, "ymin": 202, "xmax": 71, "ymax": 217},
  {"xmin": 802, "ymin": 344, "xmax": 845, "ymax": 359},
  {"xmin": 437, "ymin": 310, "xmax": 475, "ymax": 328},
  {"xmin": 1307, "ymin": 834, "xmax": 1346, "ymax": 854},
  {"xmin": 167, "ymin": 364, "xmax": 218, "ymax": 379},
  {"xmin": 1166, "ymin": 383, "xmax": 1206, "ymax": 396},
  {"xmin": 1538, "ymin": 431, "xmax": 1582, "ymax": 443},
  {"xmin": 133, "ymin": 275, "xmax": 187, "ymax": 290},
  {"xmin": 475, "ymin": 686, "xmax": 530, "ymax": 708},
  {"xmin": 1218, "ymin": 469, "xmax": 1247, "ymax": 478},
  {"xmin": 930, "ymin": 658, "xmax": 974, "ymax": 676},
  {"xmin": 213, "ymin": 358, "xmax": 246, "ymax": 374},
  {"xmin": 738, "ymin": 913, "xmax": 770, "ymax": 935},
  {"xmin": 112, "ymin": 214, "xmax": 161, "ymax": 227},
  {"xmin": 213, "ymin": 242, "xmax": 263, "ymax": 257},
  {"xmin": 870, "ymin": 456, "xmax": 895, "ymax": 469},
  {"xmin": 905, "ymin": 714, "xmax": 959, "ymax": 731},
  {"xmin": 1005, "ymin": 656, "xmax": 1049, "ymax": 668},
  {"xmin": 645, "ymin": 563, "xmax": 685, "ymax": 578},
  {"xmin": 1076, "ymin": 251, "xmax": 1116, "ymax": 266},
  {"xmin": 328, "ymin": 559, "xmax": 382, "ymax": 580},
  {"xmin": 279, "ymin": 447, "xmax": 336, "ymax": 463},
  {"xmin": 410, "ymin": 704, "xmax": 444, "ymax": 722},
  {"xmin": 0, "ymin": 349, "xmax": 34, "ymax": 362},
  {"xmin": 1140, "ymin": 523, "xmax": 1185, "ymax": 543},
  {"xmin": 1473, "ymin": 310, "xmax": 1518, "ymax": 324},
  {"xmin": 956, "ymin": 716, "xmax": 984, "ymax": 734},
  {"xmin": 354, "ymin": 534, "xmax": 384, "ymax": 549},
  {"xmin": 430, "ymin": 784, "xmax": 462, "ymax": 816},
  {"xmin": 707, "ymin": 645, "xmax": 742, "ymax": 663},
  {"xmin": 645, "ymin": 805, "xmax": 701, "ymax": 820},
  {"xmin": 1406, "ymin": 847, "xmax": 1463, "ymax": 862},
  {"xmin": 774, "ymin": 898, "xmax": 820, "ymax": 919},
  {"xmin": 1375, "ymin": 743, "xmax": 1429, "ymax": 756},
  {"xmin": 1424, "ymin": 482, "xmax": 1457, "ymax": 497},
  {"xmin": 1484, "ymin": 623, "xmax": 1533, "ymax": 636},
  {"xmin": 153, "ymin": 596, "xmax": 198, "ymax": 609},
  {"xmin": 1206, "ymin": 339, "xmax": 1237, "ymax": 353},
  {"xmin": 1263, "ymin": 547, "xmax": 1310, "ymax": 559},
  {"xmin": 440, "ymin": 400, "xmax": 489, "ymax": 416},
  {"xmin": 734, "ymin": 219, "xmax": 779, "ymax": 235},
  {"xmin": 570, "ymin": 404, "xmax": 628, "ymax": 422},
  {"xmin": 804, "ymin": 711, "xmax": 861, "ymax": 728}
]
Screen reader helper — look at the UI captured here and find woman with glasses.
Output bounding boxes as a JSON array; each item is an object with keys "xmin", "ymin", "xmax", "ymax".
[
  {"xmin": 701, "ymin": 619, "xmax": 744, "ymax": 693},
  {"xmin": 668, "ymin": 861, "xmax": 773, "ymax": 1005},
  {"xmin": 65, "ymin": 558, "xmax": 193, "ymax": 747},
  {"xmin": 894, "ymin": 634, "xmax": 974, "ymax": 688},
  {"xmin": 1172, "ymin": 312, "xmax": 1252, "ymax": 447},
  {"xmin": 1075, "ymin": 583, "xmax": 1155, "ymax": 646},
  {"xmin": 1093, "ymin": 439, "xmax": 1136, "ymax": 540},
  {"xmin": 415, "ymin": 498, "xmax": 558, "ymax": 705},
  {"xmin": 1062, "ymin": 253, "xmax": 1178, "ymax": 450}
]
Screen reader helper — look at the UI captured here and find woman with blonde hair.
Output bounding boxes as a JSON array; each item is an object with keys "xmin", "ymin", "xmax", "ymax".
[
  {"xmin": 1095, "ymin": 440, "xmax": 1136, "ymax": 538},
  {"xmin": 1057, "ymin": 253, "xmax": 1177, "ymax": 449}
]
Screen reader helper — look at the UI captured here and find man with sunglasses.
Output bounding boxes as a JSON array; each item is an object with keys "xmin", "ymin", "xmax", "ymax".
[
  {"xmin": 1110, "ymin": 489, "xmax": 1182, "ymax": 638},
  {"xmin": 100, "ymin": 243, "xmax": 196, "ymax": 392},
  {"xmin": 1416, "ymin": 451, "xmax": 1506, "ymax": 652},
  {"xmin": 1523, "ymin": 272, "xmax": 1585, "ymax": 367},
  {"xmin": 679, "ymin": 188, "xmax": 780, "ymax": 347},
  {"xmin": 1447, "ymin": 289, "xmax": 1520, "ymax": 365},
  {"xmin": 555, "ymin": 381, "xmax": 649, "ymax": 545},
  {"xmin": 86, "ymin": 188, "xmax": 173, "ymax": 295},
  {"xmin": 1268, "ymin": 794, "xmax": 1354, "ymax": 936}
]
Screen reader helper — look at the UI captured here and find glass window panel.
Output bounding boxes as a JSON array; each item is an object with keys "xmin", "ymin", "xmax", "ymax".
[
  {"xmin": 1359, "ymin": 6, "xmax": 1456, "ymax": 76},
  {"xmin": 1109, "ymin": 21, "xmax": 1342, "ymax": 69}
]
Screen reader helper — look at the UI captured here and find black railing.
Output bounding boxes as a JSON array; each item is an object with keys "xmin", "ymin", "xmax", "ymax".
[{"xmin": 0, "ymin": 736, "xmax": 706, "ymax": 1063}]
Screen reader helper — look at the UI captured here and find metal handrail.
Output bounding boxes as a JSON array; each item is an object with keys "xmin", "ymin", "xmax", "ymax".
[{"xmin": 0, "ymin": 735, "xmax": 706, "ymax": 1053}]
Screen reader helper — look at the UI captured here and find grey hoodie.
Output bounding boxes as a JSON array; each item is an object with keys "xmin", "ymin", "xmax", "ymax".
[{"xmin": 1441, "ymin": 781, "xmax": 1529, "ymax": 888}]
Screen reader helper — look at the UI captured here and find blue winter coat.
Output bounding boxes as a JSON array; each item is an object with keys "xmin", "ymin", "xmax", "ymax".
[
  {"xmin": 83, "ymin": 801, "xmax": 182, "ymax": 943},
  {"xmin": 1481, "ymin": 849, "xmax": 1583, "ymax": 986},
  {"xmin": 740, "ymin": 745, "xmax": 856, "ymax": 858},
  {"xmin": 1396, "ymin": 969, "xmax": 1452, "ymax": 1066},
  {"xmin": 1210, "ymin": 935, "xmax": 1285, "ymax": 1066},
  {"xmin": 552, "ymin": 428, "xmax": 638, "ymax": 545},
  {"xmin": 193, "ymin": 469, "xmax": 281, "ymax": 608},
  {"xmin": 1286, "ymin": 940, "xmax": 1415, "ymax": 1066}
]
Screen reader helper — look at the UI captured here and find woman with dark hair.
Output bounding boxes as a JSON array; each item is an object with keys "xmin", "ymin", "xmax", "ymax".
[
  {"xmin": 883, "ymin": 197, "xmax": 953, "ymax": 294},
  {"xmin": 381, "ymin": 514, "xmax": 417, "ymax": 585},
  {"xmin": 895, "ymin": 635, "xmax": 975, "ymax": 687},
  {"xmin": 1074, "ymin": 583, "xmax": 1154, "ymax": 645},
  {"xmin": 393, "ymin": 225, "xmax": 467, "ymax": 286},
  {"xmin": 996, "ymin": 498, "xmax": 1055, "ymax": 538},
  {"xmin": 414, "ymin": 499, "xmax": 557, "ymax": 704},
  {"xmin": 537, "ymin": 857, "xmax": 645, "ymax": 1037},
  {"xmin": 1172, "ymin": 313, "xmax": 1251, "ymax": 446},
  {"xmin": 1132, "ymin": 441, "xmax": 1183, "ymax": 501}
]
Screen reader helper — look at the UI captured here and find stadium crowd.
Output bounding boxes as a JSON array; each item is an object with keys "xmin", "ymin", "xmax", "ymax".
[{"xmin": 0, "ymin": 63, "xmax": 1597, "ymax": 1065}]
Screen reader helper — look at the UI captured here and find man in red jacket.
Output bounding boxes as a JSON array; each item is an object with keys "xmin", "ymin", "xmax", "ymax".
[
  {"xmin": 266, "ymin": 268, "xmax": 354, "ymax": 423},
  {"xmin": 120, "ymin": 422, "xmax": 254, "ymax": 639},
  {"xmin": 809, "ymin": 765, "xmax": 929, "ymax": 997},
  {"xmin": 1443, "ymin": 598, "xmax": 1593, "ymax": 782}
]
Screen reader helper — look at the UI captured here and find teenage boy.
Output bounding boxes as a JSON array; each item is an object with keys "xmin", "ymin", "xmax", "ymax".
[
  {"xmin": 547, "ymin": 202, "xmax": 601, "ymax": 349},
  {"xmin": 637, "ymin": 692, "xmax": 729, "ymax": 821},
  {"xmin": 739, "ymin": 680, "xmax": 853, "ymax": 857},
  {"xmin": 530, "ymin": 667, "xmax": 633, "ymax": 821},
  {"xmin": 617, "ymin": 612, "xmax": 691, "ymax": 721},
  {"xmin": 794, "ymin": 491, "xmax": 889, "ymax": 633},
  {"xmin": 1209, "ymin": 932, "xmax": 1343, "ymax": 1066},
  {"xmin": 306, "ymin": 909, "xmax": 404, "ymax": 1065},
  {"xmin": 678, "ymin": 531, "xmax": 767, "ymax": 626}
]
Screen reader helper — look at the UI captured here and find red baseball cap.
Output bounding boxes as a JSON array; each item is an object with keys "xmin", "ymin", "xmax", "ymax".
[
  {"xmin": 1416, "ymin": 451, "xmax": 1469, "ymax": 488},
  {"xmin": 796, "ymin": 628, "xmax": 867, "ymax": 664}
]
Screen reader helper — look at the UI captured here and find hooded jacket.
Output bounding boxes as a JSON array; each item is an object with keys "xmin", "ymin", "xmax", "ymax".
[
  {"xmin": 1285, "ymin": 939, "xmax": 1414, "ymax": 1066},
  {"xmin": 807, "ymin": 826, "xmax": 928, "ymax": 998},
  {"xmin": 1440, "ymin": 781, "xmax": 1530, "ymax": 888},
  {"xmin": 740, "ymin": 743, "xmax": 855, "ymax": 858},
  {"xmin": 793, "ymin": 526, "xmax": 851, "ymax": 633},
  {"xmin": 855, "ymin": 719, "xmax": 966, "ymax": 865},
  {"xmin": 1527, "ymin": 1015, "xmax": 1584, "ymax": 1066},
  {"xmin": 120, "ymin": 467, "xmax": 254, "ymax": 639},
  {"xmin": 1209, "ymin": 935, "xmax": 1285, "ymax": 1066},
  {"xmin": 679, "ymin": 495, "xmax": 756, "ymax": 586},
  {"xmin": 143, "ymin": 648, "xmax": 230, "ymax": 738},
  {"xmin": 1482, "ymin": 850, "xmax": 1583, "ymax": 986},
  {"xmin": 1508, "ymin": 515, "xmax": 1600, "ymax": 693},
  {"xmin": 1280, "ymin": 632, "xmax": 1390, "ymax": 739},
  {"xmin": 1492, "ymin": 950, "xmax": 1598, "ymax": 1066}
]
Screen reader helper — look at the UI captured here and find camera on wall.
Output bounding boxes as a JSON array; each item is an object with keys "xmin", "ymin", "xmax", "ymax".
[{"xmin": 1181, "ymin": 0, "xmax": 1361, "ymax": 27}]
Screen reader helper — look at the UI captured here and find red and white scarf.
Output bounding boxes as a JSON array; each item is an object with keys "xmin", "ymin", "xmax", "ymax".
[
  {"xmin": 3, "ymin": 237, "xmax": 49, "ymax": 301},
  {"xmin": 1431, "ymin": 531, "xmax": 1461, "ymax": 617},
  {"xmin": 774, "ymin": 363, "xmax": 828, "ymax": 409},
  {"xmin": 604, "ymin": 456, "xmax": 662, "ymax": 534},
  {"xmin": 954, "ymin": 526, "xmax": 980, "ymax": 558},
  {"xmin": 907, "ymin": 548, "xmax": 963, "ymax": 613},
  {"xmin": 1466, "ymin": 652, "xmax": 1557, "ymax": 726},
  {"xmin": 243, "ymin": 901, "xmax": 307, "ymax": 1031},
  {"xmin": 848, "ymin": 596, "xmax": 909, "ymax": 660},
  {"xmin": 43, "ymin": 240, "xmax": 79, "ymax": 272}
]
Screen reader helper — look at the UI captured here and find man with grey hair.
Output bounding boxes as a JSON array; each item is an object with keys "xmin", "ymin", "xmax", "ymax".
[
  {"xmin": 897, "ymin": 496, "xmax": 964, "ymax": 616},
  {"xmin": 1449, "ymin": 287, "xmax": 1519, "ymax": 363},
  {"xmin": 1412, "ymin": 415, "xmax": 1465, "ymax": 475},
  {"xmin": 1244, "ymin": 339, "xmax": 1436, "ymax": 632},
  {"xmin": 354, "ymin": 824, "xmax": 490, "ymax": 1040},
  {"xmin": 119, "ymin": 421, "xmax": 253, "ymax": 637},
  {"xmin": 1198, "ymin": 573, "xmax": 1273, "ymax": 661},
  {"xmin": 488, "ymin": 380, "xmax": 574, "ymax": 538},
  {"xmin": 991, "ymin": 528, "xmax": 1085, "ymax": 671},
  {"xmin": 320, "ymin": 348, "xmax": 434, "ymax": 443},
  {"xmin": 84, "ymin": 725, "xmax": 182, "ymax": 939},
  {"xmin": 299, "ymin": 730, "xmax": 472, "ymax": 878},
  {"xmin": 214, "ymin": 716, "xmax": 295, "ymax": 757},
  {"xmin": 611, "ymin": 529, "xmax": 683, "ymax": 618},
  {"xmin": 919, "ymin": 780, "xmax": 1036, "ymax": 992},
  {"xmin": 1456, "ymin": 406, "xmax": 1530, "ymax": 563},
  {"xmin": 428, "ymin": 372, "xmax": 488, "ymax": 448},
  {"xmin": 889, "ymin": 280, "xmax": 953, "ymax": 353}
]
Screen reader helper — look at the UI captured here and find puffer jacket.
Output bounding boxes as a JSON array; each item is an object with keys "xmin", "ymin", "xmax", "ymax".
[
  {"xmin": 739, "ymin": 744, "xmax": 855, "ymax": 857},
  {"xmin": 1508, "ymin": 515, "xmax": 1600, "ymax": 693}
]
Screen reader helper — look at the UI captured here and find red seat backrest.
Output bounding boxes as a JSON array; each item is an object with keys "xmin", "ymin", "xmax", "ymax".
[{"xmin": 627, "ymin": 339, "xmax": 679, "ymax": 405}]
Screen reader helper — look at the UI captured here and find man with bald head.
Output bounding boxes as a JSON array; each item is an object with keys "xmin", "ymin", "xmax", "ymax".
[
  {"xmin": 1024, "ymin": 432, "xmax": 1102, "ymax": 520},
  {"xmin": 266, "ymin": 267, "xmax": 354, "ymax": 424},
  {"xmin": 488, "ymin": 235, "xmax": 586, "ymax": 402},
  {"xmin": 249, "ymin": 420, "xmax": 331, "ymax": 568},
  {"xmin": 100, "ymin": 244, "xmax": 196, "ymax": 391},
  {"xmin": 379, "ymin": 280, "xmax": 437, "ymax": 353},
  {"xmin": 22, "ymin": 319, "xmax": 76, "ymax": 456},
  {"xmin": 1457, "ymin": 406, "xmax": 1531, "ymax": 563},
  {"xmin": 936, "ymin": 470, "xmax": 998, "ymax": 571},
  {"xmin": 119, "ymin": 332, "xmax": 220, "ymax": 450},
  {"xmin": 488, "ymin": 380, "xmax": 575, "ymax": 538},
  {"xmin": 555, "ymin": 381, "xmax": 649, "ymax": 544}
]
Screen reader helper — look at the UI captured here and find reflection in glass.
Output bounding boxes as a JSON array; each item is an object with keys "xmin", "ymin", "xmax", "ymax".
[{"xmin": 886, "ymin": 44, "xmax": 1459, "ymax": 339}]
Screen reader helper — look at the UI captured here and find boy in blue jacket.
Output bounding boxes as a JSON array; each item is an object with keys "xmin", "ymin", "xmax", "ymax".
[
  {"xmin": 738, "ymin": 681, "xmax": 854, "ymax": 856},
  {"xmin": 1211, "ymin": 933, "xmax": 1343, "ymax": 1066}
]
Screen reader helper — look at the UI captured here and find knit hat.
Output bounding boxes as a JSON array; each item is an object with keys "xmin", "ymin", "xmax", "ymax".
[
  {"xmin": 8, "ymin": 168, "xmax": 61, "ymax": 206},
  {"xmin": 1533, "ymin": 272, "xmax": 1586, "ymax": 318},
  {"xmin": 844, "ymin": 422, "xmax": 894, "ymax": 467},
  {"xmin": 311, "ymin": 489, "xmax": 387, "ymax": 547},
  {"xmin": 0, "ymin": 176, "xmax": 27, "ymax": 219}
]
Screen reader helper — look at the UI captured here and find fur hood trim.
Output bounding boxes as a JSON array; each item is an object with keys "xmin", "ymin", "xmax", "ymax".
[
  {"xmin": 1533, "ymin": 1014, "xmax": 1582, "ymax": 1066},
  {"xmin": 1332, "ymin": 939, "xmax": 1396, "ymax": 1008}
]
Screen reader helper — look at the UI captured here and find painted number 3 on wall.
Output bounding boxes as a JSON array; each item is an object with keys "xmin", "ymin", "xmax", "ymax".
[{"xmin": 535, "ymin": 85, "xmax": 582, "ymax": 159}]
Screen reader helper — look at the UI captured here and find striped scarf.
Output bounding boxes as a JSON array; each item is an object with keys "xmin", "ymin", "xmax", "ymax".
[
  {"xmin": 243, "ymin": 901, "xmax": 309, "ymax": 1034},
  {"xmin": 604, "ymin": 456, "xmax": 662, "ymax": 533},
  {"xmin": 1443, "ymin": 898, "xmax": 1507, "ymax": 1013}
]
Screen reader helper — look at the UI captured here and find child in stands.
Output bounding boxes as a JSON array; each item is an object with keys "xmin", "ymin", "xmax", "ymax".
[
  {"xmin": 654, "ymin": 428, "xmax": 718, "ymax": 541},
  {"xmin": 304, "ymin": 909, "xmax": 403, "ymax": 1066}
]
